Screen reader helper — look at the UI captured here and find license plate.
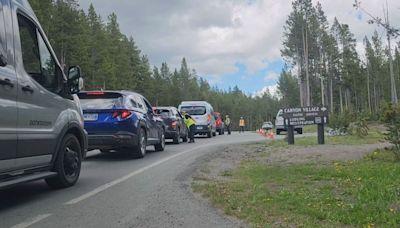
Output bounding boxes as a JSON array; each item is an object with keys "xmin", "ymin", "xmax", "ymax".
[
  {"xmin": 197, "ymin": 126, "xmax": 203, "ymax": 130},
  {"xmin": 83, "ymin": 113, "xmax": 98, "ymax": 121}
]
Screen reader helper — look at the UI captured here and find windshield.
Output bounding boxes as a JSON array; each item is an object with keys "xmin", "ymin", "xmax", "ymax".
[
  {"xmin": 180, "ymin": 106, "xmax": 206, "ymax": 115},
  {"xmin": 79, "ymin": 97, "xmax": 124, "ymax": 110},
  {"xmin": 155, "ymin": 109, "xmax": 171, "ymax": 118}
]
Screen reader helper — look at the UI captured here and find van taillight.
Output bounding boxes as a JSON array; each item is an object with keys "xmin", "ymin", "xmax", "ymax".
[
  {"xmin": 112, "ymin": 110, "xmax": 132, "ymax": 119},
  {"xmin": 207, "ymin": 114, "xmax": 212, "ymax": 123}
]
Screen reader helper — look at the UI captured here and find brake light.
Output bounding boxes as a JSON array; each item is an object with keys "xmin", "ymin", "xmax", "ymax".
[
  {"xmin": 171, "ymin": 121, "xmax": 177, "ymax": 129},
  {"xmin": 112, "ymin": 110, "xmax": 132, "ymax": 119},
  {"xmin": 86, "ymin": 91, "xmax": 105, "ymax": 95},
  {"xmin": 207, "ymin": 114, "xmax": 212, "ymax": 123}
]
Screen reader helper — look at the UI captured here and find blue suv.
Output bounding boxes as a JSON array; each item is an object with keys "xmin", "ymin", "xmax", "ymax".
[{"xmin": 78, "ymin": 91, "xmax": 165, "ymax": 158}]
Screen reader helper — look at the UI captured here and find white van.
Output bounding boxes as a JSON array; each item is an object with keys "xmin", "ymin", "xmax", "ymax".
[
  {"xmin": 178, "ymin": 101, "xmax": 217, "ymax": 138},
  {"xmin": 275, "ymin": 109, "xmax": 303, "ymax": 135}
]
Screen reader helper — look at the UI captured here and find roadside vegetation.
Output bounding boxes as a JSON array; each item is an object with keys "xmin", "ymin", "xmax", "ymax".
[
  {"xmin": 194, "ymin": 149, "xmax": 400, "ymax": 227},
  {"xmin": 193, "ymin": 118, "xmax": 400, "ymax": 227}
]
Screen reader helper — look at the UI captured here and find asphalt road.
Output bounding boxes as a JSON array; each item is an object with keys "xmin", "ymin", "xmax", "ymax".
[{"xmin": 0, "ymin": 132, "xmax": 278, "ymax": 228}]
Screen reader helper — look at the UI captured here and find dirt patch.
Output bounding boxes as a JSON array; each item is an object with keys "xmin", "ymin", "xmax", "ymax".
[{"xmin": 193, "ymin": 141, "xmax": 389, "ymax": 181}]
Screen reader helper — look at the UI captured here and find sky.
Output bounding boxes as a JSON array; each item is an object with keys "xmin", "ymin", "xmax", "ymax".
[{"xmin": 78, "ymin": 0, "xmax": 400, "ymax": 96}]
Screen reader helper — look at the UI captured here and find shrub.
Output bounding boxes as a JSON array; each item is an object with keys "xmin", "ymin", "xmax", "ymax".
[
  {"xmin": 348, "ymin": 116, "xmax": 369, "ymax": 138},
  {"xmin": 328, "ymin": 112, "xmax": 351, "ymax": 134},
  {"xmin": 382, "ymin": 103, "xmax": 400, "ymax": 160}
]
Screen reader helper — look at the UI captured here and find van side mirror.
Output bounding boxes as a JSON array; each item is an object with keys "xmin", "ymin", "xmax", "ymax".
[
  {"xmin": 68, "ymin": 66, "xmax": 82, "ymax": 94},
  {"xmin": 0, "ymin": 46, "xmax": 7, "ymax": 67}
]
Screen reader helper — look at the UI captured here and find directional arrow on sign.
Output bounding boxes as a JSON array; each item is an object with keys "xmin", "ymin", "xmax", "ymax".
[{"xmin": 321, "ymin": 107, "xmax": 327, "ymax": 112}]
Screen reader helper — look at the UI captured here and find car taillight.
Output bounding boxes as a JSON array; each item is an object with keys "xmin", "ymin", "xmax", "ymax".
[
  {"xmin": 207, "ymin": 114, "xmax": 212, "ymax": 124},
  {"xmin": 112, "ymin": 110, "xmax": 132, "ymax": 119},
  {"xmin": 171, "ymin": 121, "xmax": 177, "ymax": 129}
]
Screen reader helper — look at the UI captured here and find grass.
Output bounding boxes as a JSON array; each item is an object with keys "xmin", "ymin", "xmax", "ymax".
[
  {"xmin": 268, "ymin": 132, "xmax": 385, "ymax": 148},
  {"xmin": 193, "ymin": 149, "xmax": 400, "ymax": 227}
]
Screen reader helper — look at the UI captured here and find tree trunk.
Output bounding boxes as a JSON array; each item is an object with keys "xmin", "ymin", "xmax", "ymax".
[{"xmin": 367, "ymin": 60, "xmax": 371, "ymax": 113}]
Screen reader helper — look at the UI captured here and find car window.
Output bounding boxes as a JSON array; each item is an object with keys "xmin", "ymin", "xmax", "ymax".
[
  {"xmin": 130, "ymin": 98, "xmax": 138, "ymax": 108},
  {"xmin": 0, "ymin": 3, "xmax": 6, "ymax": 56},
  {"xmin": 142, "ymin": 98, "xmax": 153, "ymax": 113},
  {"xmin": 134, "ymin": 95, "xmax": 146, "ymax": 112},
  {"xmin": 155, "ymin": 109, "xmax": 171, "ymax": 118},
  {"xmin": 18, "ymin": 14, "xmax": 58, "ymax": 92},
  {"xmin": 180, "ymin": 106, "xmax": 207, "ymax": 115}
]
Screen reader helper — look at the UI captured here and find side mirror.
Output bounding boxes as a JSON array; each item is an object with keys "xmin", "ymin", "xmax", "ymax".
[
  {"xmin": 0, "ymin": 46, "xmax": 7, "ymax": 67},
  {"xmin": 67, "ymin": 66, "xmax": 82, "ymax": 94}
]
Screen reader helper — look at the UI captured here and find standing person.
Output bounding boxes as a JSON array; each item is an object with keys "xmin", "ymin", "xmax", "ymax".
[
  {"xmin": 239, "ymin": 116, "xmax": 245, "ymax": 133},
  {"xmin": 225, "ymin": 115, "xmax": 231, "ymax": 135},
  {"xmin": 183, "ymin": 112, "xmax": 196, "ymax": 143}
]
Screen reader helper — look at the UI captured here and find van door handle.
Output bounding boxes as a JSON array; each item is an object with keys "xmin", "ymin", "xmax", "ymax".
[
  {"xmin": 22, "ymin": 85, "xmax": 34, "ymax": 93},
  {"xmin": 0, "ymin": 78, "xmax": 14, "ymax": 88}
]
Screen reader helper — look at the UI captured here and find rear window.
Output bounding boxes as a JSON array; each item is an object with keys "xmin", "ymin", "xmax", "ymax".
[
  {"xmin": 155, "ymin": 109, "xmax": 171, "ymax": 118},
  {"xmin": 180, "ymin": 106, "xmax": 206, "ymax": 115},
  {"xmin": 78, "ymin": 92, "xmax": 124, "ymax": 109}
]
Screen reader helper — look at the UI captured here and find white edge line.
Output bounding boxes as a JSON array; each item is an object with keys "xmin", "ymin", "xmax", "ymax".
[
  {"xmin": 65, "ymin": 145, "xmax": 207, "ymax": 205},
  {"xmin": 10, "ymin": 214, "xmax": 52, "ymax": 228}
]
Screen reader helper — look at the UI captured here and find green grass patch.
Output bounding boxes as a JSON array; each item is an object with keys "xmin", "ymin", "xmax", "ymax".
[
  {"xmin": 303, "ymin": 125, "xmax": 318, "ymax": 133},
  {"xmin": 268, "ymin": 132, "xmax": 385, "ymax": 148},
  {"xmin": 194, "ymin": 150, "xmax": 400, "ymax": 227}
]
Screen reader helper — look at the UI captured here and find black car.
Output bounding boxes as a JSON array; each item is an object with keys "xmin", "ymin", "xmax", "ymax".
[{"xmin": 154, "ymin": 107, "xmax": 188, "ymax": 144}]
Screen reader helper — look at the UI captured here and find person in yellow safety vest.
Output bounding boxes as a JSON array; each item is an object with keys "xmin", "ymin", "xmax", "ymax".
[
  {"xmin": 225, "ymin": 115, "xmax": 231, "ymax": 135},
  {"xmin": 239, "ymin": 117, "xmax": 245, "ymax": 133},
  {"xmin": 183, "ymin": 112, "xmax": 196, "ymax": 143}
]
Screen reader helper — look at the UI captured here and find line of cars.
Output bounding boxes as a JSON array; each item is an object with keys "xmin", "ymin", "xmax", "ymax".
[{"xmin": 0, "ymin": 0, "xmax": 227, "ymax": 191}]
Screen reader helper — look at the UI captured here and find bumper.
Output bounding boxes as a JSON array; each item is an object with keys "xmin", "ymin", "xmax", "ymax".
[
  {"xmin": 165, "ymin": 129, "xmax": 179, "ymax": 139},
  {"xmin": 87, "ymin": 131, "xmax": 138, "ymax": 150},
  {"xmin": 276, "ymin": 126, "xmax": 303, "ymax": 131},
  {"xmin": 193, "ymin": 125, "xmax": 211, "ymax": 134}
]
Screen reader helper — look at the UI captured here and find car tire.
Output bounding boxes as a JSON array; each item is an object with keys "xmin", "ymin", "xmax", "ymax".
[
  {"xmin": 131, "ymin": 128, "xmax": 146, "ymax": 158},
  {"xmin": 173, "ymin": 128, "xmax": 180, "ymax": 144},
  {"xmin": 276, "ymin": 130, "xmax": 281, "ymax": 135},
  {"xmin": 297, "ymin": 129, "xmax": 303, "ymax": 134},
  {"xmin": 46, "ymin": 134, "xmax": 82, "ymax": 189},
  {"xmin": 212, "ymin": 131, "xmax": 217, "ymax": 137},
  {"xmin": 155, "ymin": 128, "xmax": 165, "ymax": 151}
]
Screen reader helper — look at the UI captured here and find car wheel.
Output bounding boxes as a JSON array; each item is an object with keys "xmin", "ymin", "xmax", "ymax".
[
  {"xmin": 212, "ymin": 131, "xmax": 217, "ymax": 137},
  {"xmin": 132, "ymin": 128, "xmax": 146, "ymax": 158},
  {"xmin": 276, "ymin": 130, "xmax": 281, "ymax": 135},
  {"xmin": 173, "ymin": 128, "xmax": 180, "ymax": 144},
  {"xmin": 46, "ymin": 134, "xmax": 82, "ymax": 189},
  {"xmin": 155, "ymin": 128, "xmax": 165, "ymax": 151},
  {"xmin": 297, "ymin": 129, "xmax": 303, "ymax": 134}
]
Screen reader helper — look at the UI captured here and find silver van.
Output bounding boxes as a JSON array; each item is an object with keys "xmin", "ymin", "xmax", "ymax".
[
  {"xmin": 0, "ymin": 0, "xmax": 87, "ymax": 189},
  {"xmin": 178, "ymin": 101, "xmax": 217, "ymax": 138}
]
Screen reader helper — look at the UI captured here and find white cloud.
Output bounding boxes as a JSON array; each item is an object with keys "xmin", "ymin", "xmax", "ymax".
[
  {"xmin": 78, "ymin": 0, "xmax": 400, "ymax": 92},
  {"xmin": 253, "ymin": 84, "xmax": 279, "ymax": 98},
  {"xmin": 264, "ymin": 72, "xmax": 279, "ymax": 82}
]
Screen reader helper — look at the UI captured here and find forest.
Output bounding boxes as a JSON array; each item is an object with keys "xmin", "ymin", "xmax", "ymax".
[
  {"xmin": 29, "ymin": 0, "xmax": 400, "ymax": 130},
  {"xmin": 280, "ymin": 0, "xmax": 400, "ymax": 121}
]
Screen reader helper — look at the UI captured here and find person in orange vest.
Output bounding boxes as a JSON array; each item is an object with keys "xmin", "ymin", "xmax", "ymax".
[{"xmin": 239, "ymin": 117, "xmax": 245, "ymax": 133}]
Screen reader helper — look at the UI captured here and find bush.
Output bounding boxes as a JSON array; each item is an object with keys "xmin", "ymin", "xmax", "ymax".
[
  {"xmin": 328, "ymin": 112, "xmax": 351, "ymax": 134},
  {"xmin": 348, "ymin": 116, "xmax": 369, "ymax": 138},
  {"xmin": 382, "ymin": 103, "xmax": 400, "ymax": 160}
]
